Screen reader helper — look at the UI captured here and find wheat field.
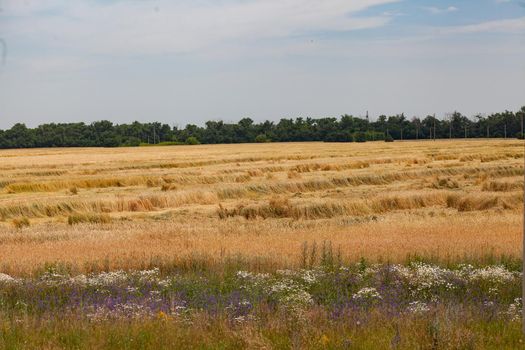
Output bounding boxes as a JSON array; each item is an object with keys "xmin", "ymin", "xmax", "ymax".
[{"xmin": 0, "ymin": 139, "xmax": 523, "ymax": 276}]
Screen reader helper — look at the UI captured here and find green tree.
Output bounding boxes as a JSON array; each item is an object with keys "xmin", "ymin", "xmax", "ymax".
[{"xmin": 185, "ymin": 136, "xmax": 200, "ymax": 145}]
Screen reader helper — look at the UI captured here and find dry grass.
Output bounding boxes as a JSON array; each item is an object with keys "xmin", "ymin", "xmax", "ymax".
[
  {"xmin": 67, "ymin": 213, "xmax": 112, "ymax": 225},
  {"xmin": 0, "ymin": 139, "xmax": 522, "ymax": 275},
  {"xmin": 11, "ymin": 217, "xmax": 30, "ymax": 230},
  {"xmin": 482, "ymin": 179, "xmax": 524, "ymax": 192}
]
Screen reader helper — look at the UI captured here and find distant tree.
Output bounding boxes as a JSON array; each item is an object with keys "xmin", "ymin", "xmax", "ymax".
[
  {"xmin": 0, "ymin": 107, "xmax": 523, "ymax": 149},
  {"xmin": 255, "ymin": 134, "xmax": 270, "ymax": 143},
  {"xmin": 185, "ymin": 136, "xmax": 200, "ymax": 145},
  {"xmin": 353, "ymin": 132, "xmax": 367, "ymax": 143},
  {"xmin": 121, "ymin": 137, "xmax": 141, "ymax": 147},
  {"xmin": 324, "ymin": 131, "xmax": 352, "ymax": 142}
]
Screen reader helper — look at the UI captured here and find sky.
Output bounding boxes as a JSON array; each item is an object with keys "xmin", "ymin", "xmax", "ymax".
[{"xmin": 0, "ymin": 0, "xmax": 524, "ymax": 129}]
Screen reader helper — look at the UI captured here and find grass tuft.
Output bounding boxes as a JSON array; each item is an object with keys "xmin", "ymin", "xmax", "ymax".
[
  {"xmin": 68, "ymin": 213, "xmax": 112, "ymax": 225},
  {"xmin": 12, "ymin": 217, "xmax": 30, "ymax": 229}
]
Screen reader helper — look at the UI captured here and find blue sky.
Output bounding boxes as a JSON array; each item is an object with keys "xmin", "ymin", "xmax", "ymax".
[{"xmin": 0, "ymin": 0, "xmax": 523, "ymax": 128}]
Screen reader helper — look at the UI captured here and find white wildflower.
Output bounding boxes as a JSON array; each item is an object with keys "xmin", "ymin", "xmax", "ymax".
[
  {"xmin": 158, "ymin": 279, "xmax": 171, "ymax": 289},
  {"xmin": 233, "ymin": 315, "xmax": 246, "ymax": 323},
  {"xmin": 239, "ymin": 300, "xmax": 252, "ymax": 307},
  {"xmin": 268, "ymin": 278, "xmax": 314, "ymax": 311},
  {"xmin": 0, "ymin": 273, "xmax": 16, "ymax": 284},
  {"xmin": 126, "ymin": 286, "xmax": 138, "ymax": 293},
  {"xmin": 39, "ymin": 271, "xmax": 68, "ymax": 286},
  {"xmin": 406, "ymin": 301, "xmax": 430, "ymax": 314},
  {"xmin": 468, "ymin": 266, "xmax": 516, "ymax": 284},
  {"xmin": 236, "ymin": 271, "xmax": 253, "ymax": 279},
  {"xmin": 135, "ymin": 268, "xmax": 160, "ymax": 283},
  {"xmin": 69, "ymin": 274, "xmax": 88, "ymax": 286},
  {"xmin": 301, "ymin": 270, "xmax": 319, "ymax": 285},
  {"xmin": 86, "ymin": 302, "xmax": 154, "ymax": 321},
  {"xmin": 276, "ymin": 269, "xmax": 298, "ymax": 278},
  {"xmin": 85, "ymin": 270, "xmax": 128, "ymax": 287},
  {"xmin": 282, "ymin": 289, "xmax": 314, "ymax": 307},
  {"xmin": 505, "ymin": 298, "xmax": 522, "ymax": 322},
  {"xmin": 352, "ymin": 287, "xmax": 382, "ymax": 302},
  {"xmin": 483, "ymin": 301, "xmax": 495, "ymax": 308}
]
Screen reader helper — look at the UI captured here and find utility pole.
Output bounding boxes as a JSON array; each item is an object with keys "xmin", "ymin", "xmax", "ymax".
[
  {"xmin": 520, "ymin": 111, "xmax": 525, "ymax": 138},
  {"xmin": 153, "ymin": 125, "xmax": 157, "ymax": 145},
  {"xmin": 446, "ymin": 113, "xmax": 452, "ymax": 139},
  {"xmin": 433, "ymin": 114, "xmax": 437, "ymax": 141},
  {"xmin": 366, "ymin": 111, "xmax": 371, "ymax": 140},
  {"xmin": 504, "ymin": 124, "xmax": 507, "ymax": 139}
]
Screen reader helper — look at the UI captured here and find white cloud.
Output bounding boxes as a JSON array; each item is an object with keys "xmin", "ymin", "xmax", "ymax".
[
  {"xmin": 424, "ymin": 6, "xmax": 458, "ymax": 14},
  {"xmin": 443, "ymin": 16, "xmax": 525, "ymax": 34},
  {"xmin": 2, "ymin": 0, "xmax": 398, "ymax": 57}
]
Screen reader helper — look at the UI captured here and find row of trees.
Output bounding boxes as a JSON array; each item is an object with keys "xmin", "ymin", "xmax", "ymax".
[{"xmin": 0, "ymin": 107, "xmax": 523, "ymax": 148}]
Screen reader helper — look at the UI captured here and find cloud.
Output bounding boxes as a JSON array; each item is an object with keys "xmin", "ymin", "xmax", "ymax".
[
  {"xmin": 443, "ymin": 16, "xmax": 525, "ymax": 34},
  {"xmin": 424, "ymin": 6, "xmax": 459, "ymax": 14},
  {"xmin": 2, "ymin": 0, "xmax": 399, "ymax": 57}
]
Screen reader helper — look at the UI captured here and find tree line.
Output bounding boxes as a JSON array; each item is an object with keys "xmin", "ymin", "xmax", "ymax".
[{"xmin": 0, "ymin": 107, "xmax": 523, "ymax": 149}]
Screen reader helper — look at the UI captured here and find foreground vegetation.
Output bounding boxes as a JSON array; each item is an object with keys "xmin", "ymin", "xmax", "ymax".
[
  {"xmin": 0, "ymin": 107, "xmax": 524, "ymax": 148},
  {"xmin": 0, "ymin": 261, "xmax": 524, "ymax": 349}
]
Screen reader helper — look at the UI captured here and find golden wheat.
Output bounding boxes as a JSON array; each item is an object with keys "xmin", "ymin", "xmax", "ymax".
[{"xmin": 0, "ymin": 139, "xmax": 522, "ymax": 275}]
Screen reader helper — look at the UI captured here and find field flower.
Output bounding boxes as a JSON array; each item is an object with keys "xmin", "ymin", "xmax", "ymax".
[
  {"xmin": 157, "ymin": 311, "xmax": 170, "ymax": 321},
  {"xmin": 136, "ymin": 268, "xmax": 161, "ymax": 283},
  {"xmin": 158, "ymin": 279, "xmax": 172, "ymax": 289},
  {"xmin": 352, "ymin": 287, "xmax": 382, "ymax": 303},
  {"xmin": 236, "ymin": 270, "xmax": 271, "ymax": 292},
  {"xmin": 173, "ymin": 305, "xmax": 189, "ymax": 315},
  {"xmin": 85, "ymin": 270, "xmax": 129, "ymax": 287},
  {"xmin": 126, "ymin": 286, "xmax": 139, "ymax": 294},
  {"xmin": 276, "ymin": 269, "xmax": 299, "ymax": 278},
  {"xmin": 505, "ymin": 298, "xmax": 522, "ymax": 322},
  {"xmin": 236, "ymin": 271, "xmax": 253, "ymax": 279},
  {"xmin": 0, "ymin": 273, "xmax": 16, "ymax": 284},
  {"xmin": 86, "ymin": 302, "xmax": 155, "ymax": 321},
  {"xmin": 358, "ymin": 264, "xmax": 381, "ymax": 279},
  {"xmin": 468, "ymin": 266, "xmax": 516, "ymax": 284},
  {"xmin": 281, "ymin": 289, "xmax": 314, "ymax": 307},
  {"xmin": 391, "ymin": 263, "xmax": 454, "ymax": 299},
  {"xmin": 406, "ymin": 301, "xmax": 430, "ymax": 314},
  {"xmin": 268, "ymin": 279, "xmax": 314, "ymax": 311},
  {"xmin": 301, "ymin": 270, "xmax": 319, "ymax": 285},
  {"xmin": 70, "ymin": 274, "xmax": 88, "ymax": 286},
  {"xmin": 39, "ymin": 271, "xmax": 69, "ymax": 286}
]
